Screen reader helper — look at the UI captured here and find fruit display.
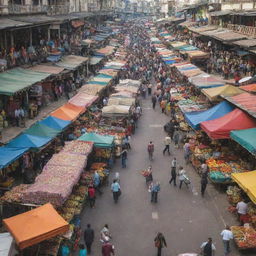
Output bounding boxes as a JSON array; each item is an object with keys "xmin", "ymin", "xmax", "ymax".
[
  {"xmin": 63, "ymin": 141, "xmax": 94, "ymax": 155},
  {"xmin": 226, "ymin": 186, "xmax": 242, "ymax": 205},
  {"xmin": 95, "ymin": 148, "xmax": 111, "ymax": 159},
  {"xmin": 177, "ymin": 99, "xmax": 208, "ymax": 113},
  {"xmin": 0, "ymin": 184, "xmax": 30, "ymax": 203},
  {"xmin": 231, "ymin": 226, "xmax": 256, "ymax": 248}
]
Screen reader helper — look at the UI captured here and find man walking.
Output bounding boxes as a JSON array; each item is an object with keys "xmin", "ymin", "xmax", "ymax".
[
  {"xmin": 121, "ymin": 149, "xmax": 128, "ymax": 168},
  {"xmin": 163, "ymin": 135, "xmax": 171, "ymax": 155},
  {"xmin": 220, "ymin": 225, "xmax": 233, "ymax": 255},
  {"xmin": 200, "ymin": 237, "xmax": 216, "ymax": 256},
  {"xmin": 93, "ymin": 171, "xmax": 103, "ymax": 195},
  {"xmin": 148, "ymin": 141, "xmax": 154, "ymax": 161},
  {"xmin": 152, "ymin": 94, "xmax": 157, "ymax": 109},
  {"xmin": 111, "ymin": 179, "xmax": 121, "ymax": 203},
  {"xmin": 84, "ymin": 224, "xmax": 94, "ymax": 254},
  {"xmin": 151, "ymin": 182, "xmax": 160, "ymax": 203},
  {"xmin": 178, "ymin": 166, "xmax": 188, "ymax": 189},
  {"xmin": 169, "ymin": 157, "xmax": 177, "ymax": 186},
  {"xmin": 201, "ymin": 172, "xmax": 208, "ymax": 197}
]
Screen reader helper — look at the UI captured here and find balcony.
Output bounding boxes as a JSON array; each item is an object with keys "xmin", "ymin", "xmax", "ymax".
[
  {"xmin": 47, "ymin": 4, "xmax": 69, "ymax": 15},
  {"xmin": 8, "ymin": 4, "xmax": 47, "ymax": 14},
  {"xmin": 226, "ymin": 23, "xmax": 256, "ymax": 37}
]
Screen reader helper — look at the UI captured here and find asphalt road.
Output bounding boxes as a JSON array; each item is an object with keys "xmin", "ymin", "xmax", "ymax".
[{"xmin": 79, "ymin": 96, "xmax": 254, "ymax": 256}]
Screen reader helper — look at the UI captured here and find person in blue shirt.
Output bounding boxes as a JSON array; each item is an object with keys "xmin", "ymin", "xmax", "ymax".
[
  {"xmin": 151, "ymin": 182, "xmax": 160, "ymax": 203},
  {"xmin": 94, "ymin": 171, "xmax": 102, "ymax": 195},
  {"xmin": 79, "ymin": 244, "xmax": 87, "ymax": 256},
  {"xmin": 111, "ymin": 179, "xmax": 121, "ymax": 203},
  {"xmin": 61, "ymin": 242, "xmax": 70, "ymax": 256}
]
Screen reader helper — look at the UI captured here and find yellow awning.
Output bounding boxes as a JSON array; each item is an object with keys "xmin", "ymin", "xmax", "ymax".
[
  {"xmin": 202, "ymin": 85, "xmax": 243, "ymax": 101},
  {"xmin": 232, "ymin": 171, "xmax": 256, "ymax": 204}
]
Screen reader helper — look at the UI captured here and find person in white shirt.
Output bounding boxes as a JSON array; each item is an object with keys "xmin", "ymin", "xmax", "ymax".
[
  {"xmin": 178, "ymin": 166, "xmax": 188, "ymax": 189},
  {"xmin": 236, "ymin": 199, "xmax": 248, "ymax": 224},
  {"xmin": 220, "ymin": 225, "xmax": 233, "ymax": 255},
  {"xmin": 163, "ymin": 136, "xmax": 171, "ymax": 155}
]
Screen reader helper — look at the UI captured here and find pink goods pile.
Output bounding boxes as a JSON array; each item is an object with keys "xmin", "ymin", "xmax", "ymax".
[{"xmin": 22, "ymin": 141, "xmax": 94, "ymax": 207}]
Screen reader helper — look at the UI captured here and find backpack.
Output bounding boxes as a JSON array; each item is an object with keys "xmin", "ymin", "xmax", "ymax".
[{"xmin": 203, "ymin": 241, "xmax": 212, "ymax": 256}]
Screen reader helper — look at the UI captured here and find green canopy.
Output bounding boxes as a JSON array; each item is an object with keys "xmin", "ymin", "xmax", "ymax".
[
  {"xmin": 24, "ymin": 122, "xmax": 60, "ymax": 138},
  {"xmin": 78, "ymin": 132, "xmax": 114, "ymax": 148},
  {"xmin": 0, "ymin": 68, "xmax": 51, "ymax": 96},
  {"xmin": 231, "ymin": 128, "xmax": 256, "ymax": 155}
]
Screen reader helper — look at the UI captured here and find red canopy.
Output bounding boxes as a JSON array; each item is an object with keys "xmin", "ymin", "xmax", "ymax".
[{"xmin": 200, "ymin": 108, "xmax": 256, "ymax": 139}]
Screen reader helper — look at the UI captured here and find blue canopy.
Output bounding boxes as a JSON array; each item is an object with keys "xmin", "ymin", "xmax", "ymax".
[
  {"xmin": 0, "ymin": 147, "xmax": 29, "ymax": 169},
  {"xmin": 39, "ymin": 116, "xmax": 71, "ymax": 131},
  {"xmin": 7, "ymin": 134, "xmax": 52, "ymax": 149},
  {"xmin": 184, "ymin": 101, "xmax": 234, "ymax": 130},
  {"xmin": 164, "ymin": 60, "xmax": 176, "ymax": 64},
  {"xmin": 179, "ymin": 66, "xmax": 198, "ymax": 71},
  {"xmin": 88, "ymin": 81, "xmax": 108, "ymax": 85},
  {"xmin": 97, "ymin": 73, "xmax": 113, "ymax": 79},
  {"xmin": 47, "ymin": 55, "xmax": 61, "ymax": 62}
]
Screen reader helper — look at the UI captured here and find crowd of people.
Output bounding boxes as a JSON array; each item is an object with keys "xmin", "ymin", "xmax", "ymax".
[{"xmin": 171, "ymin": 25, "xmax": 256, "ymax": 82}]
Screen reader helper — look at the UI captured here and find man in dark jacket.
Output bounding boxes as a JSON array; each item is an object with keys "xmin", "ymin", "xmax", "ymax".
[
  {"xmin": 201, "ymin": 172, "xmax": 208, "ymax": 197},
  {"xmin": 84, "ymin": 224, "xmax": 94, "ymax": 254}
]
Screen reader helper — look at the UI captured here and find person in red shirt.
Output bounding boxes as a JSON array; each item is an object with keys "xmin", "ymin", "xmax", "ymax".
[
  {"xmin": 102, "ymin": 241, "xmax": 115, "ymax": 256},
  {"xmin": 88, "ymin": 186, "xmax": 96, "ymax": 208}
]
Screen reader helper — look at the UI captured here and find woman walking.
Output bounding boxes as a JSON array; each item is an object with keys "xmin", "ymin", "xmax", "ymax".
[{"xmin": 154, "ymin": 232, "xmax": 167, "ymax": 256}]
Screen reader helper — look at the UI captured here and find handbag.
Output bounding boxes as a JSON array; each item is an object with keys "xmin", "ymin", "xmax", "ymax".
[
  {"xmin": 117, "ymin": 189, "xmax": 122, "ymax": 196},
  {"xmin": 155, "ymin": 240, "xmax": 160, "ymax": 248}
]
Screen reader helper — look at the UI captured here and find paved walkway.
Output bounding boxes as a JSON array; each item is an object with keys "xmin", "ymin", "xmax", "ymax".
[{"xmin": 79, "ymin": 95, "xmax": 248, "ymax": 256}]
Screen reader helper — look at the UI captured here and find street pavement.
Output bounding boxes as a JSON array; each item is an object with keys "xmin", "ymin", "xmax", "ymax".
[{"xmin": 79, "ymin": 96, "xmax": 253, "ymax": 256}]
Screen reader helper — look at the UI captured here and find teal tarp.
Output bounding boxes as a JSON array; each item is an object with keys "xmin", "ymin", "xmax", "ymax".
[
  {"xmin": 78, "ymin": 132, "xmax": 114, "ymax": 148},
  {"xmin": 231, "ymin": 128, "xmax": 256, "ymax": 155},
  {"xmin": 24, "ymin": 122, "xmax": 60, "ymax": 138},
  {"xmin": 0, "ymin": 68, "xmax": 51, "ymax": 96}
]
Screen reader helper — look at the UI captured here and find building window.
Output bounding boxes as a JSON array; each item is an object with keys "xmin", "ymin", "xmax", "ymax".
[
  {"xmin": 33, "ymin": 0, "xmax": 39, "ymax": 5},
  {"xmin": 12, "ymin": 0, "xmax": 23, "ymax": 5}
]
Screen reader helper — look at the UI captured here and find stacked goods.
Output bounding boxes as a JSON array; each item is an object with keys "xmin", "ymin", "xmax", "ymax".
[
  {"xmin": 226, "ymin": 186, "xmax": 242, "ymax": 205},
  {"xmin": 46, "ymin": 153, "xmax": 87, "ymax": 169},
  {"xmin": 0, "ymin": 184, "xmax": 30, "ymax": 203},
  {"xmin": 62, "ymin": 141, "xmax": 94, "ymax": 155},
  {"xmin": 178, "ymin": 99, "xmax": 208, "ymax": 113},
  {"xmin": 207, "ymin": 158, "xmax": 248, "ymax": 183},
  {"xmin": 231, "ymin": 226, "xmax": 256, "ymax": 249},
  {"xmin": 38, "ymin": 237, "xmax": 62, "ymax": 256},
  {"xmin": 22, "ymin": 164, "xmax": 86, "ymax": 206}
]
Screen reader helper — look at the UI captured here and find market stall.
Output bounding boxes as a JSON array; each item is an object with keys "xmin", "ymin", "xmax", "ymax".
[
  {"xmin": 231, "ymin": 128, "xmax": 256, "ymax": 155},
  {"xmin": 184, "ymin": 101, "xmax": 234, "ymax": 130},
  {"xmin": 3, "ymin": 203, "xmax": 69, "ymax": 249},
  {"xmin": 201, "ymin": 109, "xmax": 256, "ymax": 139},
  {"xmin": 202, "ymin": 85, "xmax": 243, "ymax": 102},
  {"xmin": 102, "ymin": 105, "xmax": 131, "ymax": 117}
]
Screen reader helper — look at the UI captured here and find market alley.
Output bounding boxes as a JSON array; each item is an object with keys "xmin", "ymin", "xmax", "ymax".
[{"xmin": 79, "ymin": 96, "xmax": 244, "ymax": 256}]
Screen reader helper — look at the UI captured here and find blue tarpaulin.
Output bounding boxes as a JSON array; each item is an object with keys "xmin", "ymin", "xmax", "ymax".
[
  {"xmin": 164, "ymin": 60, "xmax": 176, "ymax": 64},
  {"xmin": 184, "ymin": 101, "xmax": 234, "ymax": 130},
  {"xmin": 97, "ymin": 73, "xmax": 113, "ymax": 78},
  {"xmin": 47, "ymin": 55, "xmax": 61, "ymax": 62},
  {"xmin": 179, "ymin": 66, "xmax": 198, "ymax": 71},
  {"xmin": 39, "ymin": 116, "xmax": 71, "ymax": 131},
  {"xmin": 0, "ymin": 147, "xmax": 29, "ymax": 168},
  {"xmin": 7, "ymin": 134, "xmax": 52, "ymax": 149},
  {"xmin": 88, "ymin": 81, "xmax": 108, "ymax": 85}
]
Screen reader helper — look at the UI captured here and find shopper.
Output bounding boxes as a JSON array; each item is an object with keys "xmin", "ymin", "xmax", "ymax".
[
  {"xmin": 100, "ymin": 224, "xmax": 111, "ymax": 243},
  {"xmin": 154, "ymin": 232, "xmax": 167, "ymax": 256},
  {"xmin": 169, "ymin": 157, "xmax": 177, "ymax": 186},
  {"xmin": 121, "ymin": 149, "xmax": 128, "ymax": 168},
  {"xmin": 200, "ymin": 237, "xmax": 216, "ymax": 256},
  {"xmin": 178, "ymin": 166, "xmax": 188, "ymax": 189},
  {"xmin": 102, "ymin": 240, "xmax": 115, "ymax": 256},
  {"xmin": 84, "ymin": 224, "xmax": 94, "ymax": 254},
  {"xmin": 79, "ymin": 244, "xmax": 87, "ymax": 256},
  {"xmin": 61, "ymin": 242, "xmax": 70, "ymax": 256},
  {"xmin": 151, "ymin": 182, "xmax": 160, "ymax": 203},
  {"xmin": 201, "ymin": 172, "xmax": 208, "ymax": 197},
  {"xmin": 111, "ymin": 179, "xmax": 121, "ymax": 203},
  {"xmin": 220, "ymin": 225, "xmax": 233, "ymax": 255},
  {"xmin": 88, "ymin": 186, "xmax": 96, "ymax": 208},
  {"xmin": 163, "ymin": 135, "xmax": 171, "ymax": 155},
  {"xmin": 93, "ymin": 171, "xmax": 103, "ymax": 195},
  {"xmin": 236, "ymin": 199, "xmax": 248, "ymax": 224},
  {"xmin": 147, "ymin": 141, "xmax": 154, "ymax": 161},
  {"xmin": 152, "ymin": 94, "xmax": 157, "ymax": 109}
]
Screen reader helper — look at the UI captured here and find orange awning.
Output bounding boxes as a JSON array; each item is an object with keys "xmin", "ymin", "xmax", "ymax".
[
  {"xmin": 50, "ymin": 103, "xmax": 85, "ymax": 121},
  {"xmin": 240, "ymin": 83, "xmax": 256, "ymax": 93},
  {"xmin": 3, "ymin": 203, "xmax": 69, "ymax": 249}
]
